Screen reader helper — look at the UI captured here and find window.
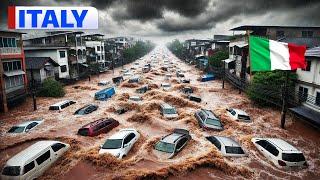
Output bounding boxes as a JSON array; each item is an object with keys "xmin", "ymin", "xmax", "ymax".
[
  {"xmin": 36, "ymin": 150, "xmax": 50, "ymax": 165},
  {"xmin": 4, "ymin": 75, "xmax": 24, "ymax": 89},
  {"xmin": 282, "ymin": 153, "xmax": 306, "ymax": 162},
  {"xmin": 97, "ymin": 55, "xmax": 101, "ymax": 60},
  {"xmin": 198, "ymin": 111, "xmax": 206, "ymax": 121},
  {"xmin": 51, "ymin": 143, "xmax": 66, "ymax": 152},
  {"xmin": 276, "ymin": 31, "xmax": 285, "ymax": 38},
  {"xmin": 101, "ymin": 46, "xmax": 104, "ymax": 51},
  {"xmin": 303, "ymin": 61, "xmax": 311, "ymax": 71},
  {"xmin": 0, "ymin": 37, "xmax": 3, "ymax": 47},
  {"xmin": 59, "ymin": 51, "xmax": 66, "ymax": 58},
  {"xmin": 102, "ymin": 55, "xmax": 104, "ymax": 60},
  {"xmin": 316, "ymin": 92, "xmax": 320, "ymax": 106},
  {"xmin": 206, "ymin": 137, "xmax": 221, "ymax": 150},
  {"xmin": 123, "ymin": 133, "xmax": 135, "ymax": 145},
  {"xmin": 60, "ymin": 65, "xmax": 67, "ymax": 73},
  {"xmin": 302, "ymin": 31, "xmax": 313, "ymax": 38},
  {"xmin": 26, "ymin": 122, "xmax": 37, "ymax": 130},
  {"xmin": 0, "ymin": 37, "xmax": 17, "ymax": 47},
  {"xmin": 176, "ymin": 137, "xmax": 188, "ymax": 150},
  {"xmin": 298, "ymin": 86, "xmax": 308, "ymax": 102},
  {"xmin": 225, "ymin": 146, "xmax": 245, "ymax": 154},
  {"xmin": 3, "ymin": 60, "xmax": 22, "ymax": 72},
  {"xmin": 264, "ymin": 143, "xmax": 279, "ymax": 156},
  {"xmin": 230, "ymin": 109, "xmax": 236, "ymax": 116},
  {"xmin": 97, "ymin": 46, "xmax": 100, "ymax": 51},
  {"xmin": 256, "ymin": 140, "xmax": 268, "ymax": 148},
  {"xmin": 23, "ymin": 161, "xmax": 35, "ymax": 174}
]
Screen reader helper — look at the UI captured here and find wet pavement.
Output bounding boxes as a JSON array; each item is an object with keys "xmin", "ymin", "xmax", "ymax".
[{"xmin": 0, "ymin": 46, "xmax": 319, "ymax": 179}]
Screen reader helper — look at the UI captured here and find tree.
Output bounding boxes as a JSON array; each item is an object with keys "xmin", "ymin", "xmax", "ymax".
[
  {"xmin": 208, "ymin": 50, "xmax": 229, "ymax": 68},
  {"xmin": 246, "ymin": 71, "xmax": 297, "ymax": 105},
  {"xmin": 38, "ymin": 78, "xmax": 65, "ymax": 97},
  {"xmin": 167, "ymin": 39, "xmax": 185, "ymax": 58}
]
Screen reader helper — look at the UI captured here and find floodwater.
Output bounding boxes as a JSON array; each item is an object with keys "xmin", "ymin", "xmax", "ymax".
[{"xmin": 0, "ymin": 46, "xmax": 319, "ymax": 179}]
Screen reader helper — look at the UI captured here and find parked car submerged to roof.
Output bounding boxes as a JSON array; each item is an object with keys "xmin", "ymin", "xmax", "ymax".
[
  {"xmin": 129, "ymin": 75, "xmax": 141, "ymax": 83},
  {"xmin": 154, "ymin": 129, "xmax": 191, "ymax": 158},
  {"xmin": 77, "ymin": 118, "xmax": 119, "ymax": 137},
  {"xmin": 98, "ymin": 80, "xmax": 110, "ymax": 86},
  {"xmin": 188, "ymin": 95, "xmax": 201, "ymax": 103},
  {"xmin": 74, "ymin": 104, "xmax": 98, "ymax": 115},
  {"xmin": 8, "ymin": 119, "xmax": 43, "ymax": 134},
  {"xmin": 99, "ymin": 128, "xmax": 140, "ymax": 159},
  {"xmin": 129, "ymin": 96, "xmax": 142, "ymax": 102},
  {"xmin": 160, "ymin": 103, "xmax": 178, "ymax": 119},
  {"xmin": 161, "ymin": 83, "xmax": 171, "ymax": 91},
  {"xmin": 206, "ymin": 136, "xmax": 246, "ymax": 157},
  {"xmin": 195, "ymin": 109, "xmax": 223, "ymax": 131},
  {"xmin": 1, "ymin": 141, "xmax": 69, "ymax": 180},
  {"xmin": 226, "ymin": 108, "xmax": 251, "ymax": 122},
  {"xmin": 49, "ymin": 100, "xmax": 76, "ymax": 111},
  {"xmin": 252, "ymin": 138, "xmax": 307, "ymax": 168}
]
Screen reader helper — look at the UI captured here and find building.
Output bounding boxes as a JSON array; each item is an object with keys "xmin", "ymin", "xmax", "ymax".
[
  {"xmin": 25, "ymin": 57, "xmax": 59, "ymax": 84},
  {"xmin": 228, "ymin": 25, "xmax": 320, "ymax": 81},
  {"xmin": 0, "ymin": 30, "xmax": 27, "ymax": 112},
  {"xmin": 211, "ymin": 35, "xmax": 230, "ymax": 52},
  {"xmin": 23, "ymin": 31, "xmax": 87, "ymax": 79},
  {"xmin": 83, "ymin": 34, "xmax": 107, "ymax": 72}
]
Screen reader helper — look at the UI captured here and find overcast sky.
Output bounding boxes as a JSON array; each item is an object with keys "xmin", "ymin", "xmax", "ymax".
[{"xmin": 1, "ymin": 0, "xmax": 320, "ymax": 45}]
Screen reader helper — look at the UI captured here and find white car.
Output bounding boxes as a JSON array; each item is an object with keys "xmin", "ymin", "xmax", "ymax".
[
  {"xmin": 1, "ymin": 141, "xmax": 69, "ymax": 180},
  {"xmin": 129, "ymin": 96, "xmax": 142, "ymax": 103},
  {"xmin": 123, "ymin": 72, "xmax": 133, "ymax": 80},
  {"xmin": 161, "ymin": 83, "xmax": 171, "ymax": 91},
  {"xmin": 206, "ymin": 136, "xmax": 246, "ymax": 157},
  {"xmin": 252, "ymin": 138, "xmax": 307, "ymax": 168},
  {"xmin": 98, "ymin": 80, "xmax": 110, "ymax": 86},
  {"xmin": 99, "ymin": 129, "xmax": 140, "ymax": 159},
  {"xmin": 8, "ymin": 119, "xmax": 43, "ymax": 134},
  {"xmin": 160, "ymin": 103, "xmax": 178, "ymax": 119},
  {"xmin": 226, "ymin": 108, "xmax": 251, "ymax": 122}
]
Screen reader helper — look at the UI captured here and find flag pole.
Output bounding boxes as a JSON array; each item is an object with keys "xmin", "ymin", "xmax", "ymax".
[{"xmin": 280, "ymin": 70, "xmax": 289, "ymax": 129}]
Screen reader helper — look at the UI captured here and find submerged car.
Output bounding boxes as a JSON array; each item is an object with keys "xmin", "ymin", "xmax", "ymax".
[
  {"xmin": 98, "ymin": 80, "xmax": 110, "ymax": 86},
  {"xmin": 99, "ymin": 128, "xmax": 140, "ymax": 159},
  {"xmin": 8, "ymin": 119, "xmax": 43, "ymax": 134},
  {"xmin": 161, "ymin": 83, "xmax": 171, "ymax": 91},
  {"xmin": 206, "ymin": 136, "xmax": 246, "ymax": 157},
  {"xmin": 252, "ymin": 138, "xmax": 307, "ymax": 168},
  {"xmin": 160, "ymin": 103, "xmax": 178, "ymax": 119},
  {"xmin": 77, "ymin": 118, "xmax": 119, "ymax": 137},
  {"xmin": 154, "ymin": 129, "xmax": 191, "ymax": 158},
  {"xmin": 194, "ymin": 109, "xmax": 223, "ymax": 131},
  {"xmin": 49, "ymin": 100, "xmax": 76, "ymax": 111},
  {"xmin": 181, "ymin": 87, "xmax": 193, "ymax": 94},
  {"xmin": 74, "ymin": 104, "xmax": 98, "ymax": 115},
  {"xmin": 129, "ymin": 75, "xmax": 141, "ymax": 83},
  {"xmin": 129, "ymin": 96, "xmax": 142, "ymax": 102},
  {"xmin": 226, "ymin": 108, "xmax": 251, "ymax": 122},
  {"xmin": 188, "ymin": 95, "xmax": 201, "ymax": 103},
  {"xmin": 136, "ymin": 85, "xmax": 149, "ymax": 94}
]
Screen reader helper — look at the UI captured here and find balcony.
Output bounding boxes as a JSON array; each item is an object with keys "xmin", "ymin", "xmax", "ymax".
[{"xmin": 0, "ymin": 47, "xmax": 22, "ymax": 55}]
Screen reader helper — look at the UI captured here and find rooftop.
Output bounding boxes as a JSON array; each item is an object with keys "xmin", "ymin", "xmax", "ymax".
[
  {"xmin": 25, "ymin": 57, "xmax": 59, "ymax": 69},
  {"xmin": 109, "ymin": 129, "xmax": 137, "ymax": 139},
  {"xmin": 162, "ymin": 133, "xmax": 184, "ymax": 144},
  {"xmin": 266, "ymin": 138, "xmax": 301, "ymax": 152}
]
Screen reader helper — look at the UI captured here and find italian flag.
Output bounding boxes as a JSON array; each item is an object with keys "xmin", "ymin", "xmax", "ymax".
[{"xmin": 249, "ymin": 36, "xmax": 307, "ymax": 71}]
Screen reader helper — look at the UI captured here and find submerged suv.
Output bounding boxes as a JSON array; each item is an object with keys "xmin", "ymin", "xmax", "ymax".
[
  {"xmin": 194, "ymin": 109, "xmax": 223, "ymax": 131},
  {"xmin": 252, "ymin": 138, "xmax": 307, "ymax": 168},
  {"xmin": 154, "ymin": 129, "xmax": 191, "ymax": 158}
]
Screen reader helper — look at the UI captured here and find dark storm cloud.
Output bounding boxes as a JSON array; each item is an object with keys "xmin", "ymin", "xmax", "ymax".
[{"xmin": 157, "ymin": 0, "xmax": 320, "ymax": 32}]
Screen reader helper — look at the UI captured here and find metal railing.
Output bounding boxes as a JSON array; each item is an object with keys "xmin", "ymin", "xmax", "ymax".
[{"xmin": 0, "ymin": 47, "xmax": 22, "ymax": 55}]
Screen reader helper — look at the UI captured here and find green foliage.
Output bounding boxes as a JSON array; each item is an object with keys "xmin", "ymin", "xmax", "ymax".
[
  {"xmin": 38, "ymin": 78, "xmax": 65, "ymax": 97},
  {"xmin": 123, "ymin": 41, "xmax": 155, "ymax": 63},
  {"xmin": 246, "ymin": 71, "xmax": 297, "ymax": 105},
  {"xmin": 167, "ymin": 39, "xmax": 185, "ymax": 58},
  {"xmin": 208, "ymin": 50, "xmax": 229, "ymax": 68}
]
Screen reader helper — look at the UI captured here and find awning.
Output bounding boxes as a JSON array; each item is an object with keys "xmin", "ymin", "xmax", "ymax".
[
  {"xmin": 229, "ymin": 41, "xmax": 248, "ymax": 48},
  {"xmin": 290, "ymin": 106, "xmax": 320, "ymax": 128},
  {"xmin": 222, "ymin": 58, "xmax": 235, "ymax": 63},
  {"xmin": 4, "ymin": 70, "xmax": 25, "ymax": 77}
]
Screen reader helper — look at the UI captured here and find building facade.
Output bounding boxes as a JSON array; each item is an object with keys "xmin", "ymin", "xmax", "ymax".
[{"xmin": 0, "ymin": 31, "xmax": 27, "ymax": 112}]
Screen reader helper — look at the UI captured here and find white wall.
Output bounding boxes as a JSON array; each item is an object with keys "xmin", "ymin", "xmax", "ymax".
[{"xmin": 296, "ymin": 58, "xmax": 320, "ymax": 85}]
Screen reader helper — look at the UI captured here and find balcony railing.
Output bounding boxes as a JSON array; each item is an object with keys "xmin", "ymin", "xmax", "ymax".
[{"xmin": 0, "ymin": 47, "xmax": 22, "ymax": 55}]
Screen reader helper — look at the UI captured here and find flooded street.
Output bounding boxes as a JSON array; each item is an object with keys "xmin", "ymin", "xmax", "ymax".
[{"xmin": 0, "ymin": 46, "xmax": 319, "ymax": 180}]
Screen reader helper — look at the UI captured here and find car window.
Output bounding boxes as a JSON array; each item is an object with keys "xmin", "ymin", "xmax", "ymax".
[
  {"xmin": 282, "ymin": 153, "xmax": 306, "ymax": 162},
  {"xmin": 49, "ymin": 106, "xmax": 60, "ymax": 110},
  {"xmin": 206, "ymin": 137, "xmax": 221, "ymax": 150},
  {"xmin": 23, "ymin": 161, "xmax": 35, "ymax": 174},
  {"xmin": 231, "ymin": 110, "xmax": 236, "ymax": 116},
  {"xmin": 2, "ymin": 166, "xmax": 21, "ymax": 176},
  {"xmin": 26, "ymin": 124, "xmax": 33, "ymax": 130},
  {"xmin": 176, "ymin": 137, "xmax": 188, "ymax": 150},
  {"xmin": 265, "ymin": 143, "xmax": 279, "ymax": 156},
  {"xmin": 8, "ymin": 126, "xmax": 25, "ymax": 133},
  {"xmin": 124, "ymin": 133, "xmax": 135, "ymax": 145},
  {"xmin": 225, "ymin": 146, "xmax": 245, "ymax": 154},
  {"xmin": 51, "ymin": 143, "xmax": 66, "ymax": 152},
  {"xmin": 256, "ymin": 140, "xmax": 268, "ymax": 148},
  {"xmin": 36, "ymin": 150, "xmax": 50, "ymax": 165},
  {"xmin": 198, "ymin": 111, "xmax": 206, "ymax": 121}
]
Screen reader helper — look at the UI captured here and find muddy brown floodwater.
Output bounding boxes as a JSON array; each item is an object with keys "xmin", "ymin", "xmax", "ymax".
[{"xmin": 0, "ymin": 46, "xmax": 319, "ymax": 180}]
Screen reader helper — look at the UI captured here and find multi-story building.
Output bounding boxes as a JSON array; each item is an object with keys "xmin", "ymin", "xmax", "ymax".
[
  {"xmin": 83, "ymin": 34, "xmax": 107, "ymax": 72},
  {"xmin": 23, "ymin": 31, "xmax": 87, "ymax": 79},
  {"xmin": 0, "ymin": 30, "xmax": 27, "ymax": 112},
  {"xmin": 228, "ymin": 25, "xmax": 320, "ymax": 81}
]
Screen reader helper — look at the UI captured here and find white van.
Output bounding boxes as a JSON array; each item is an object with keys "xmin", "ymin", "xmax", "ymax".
[
  {"xmin": 1, "ymin": 141, "xmax": 70, "ymax": 180},
  {"xmin": 49, "ymin": 100, "xmax": 76, "ymax": 111}
]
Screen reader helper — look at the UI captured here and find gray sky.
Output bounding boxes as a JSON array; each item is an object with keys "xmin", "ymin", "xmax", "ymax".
[{"xmin": 1, "ymin": 0, "xmax": 320, "ymax": 45}]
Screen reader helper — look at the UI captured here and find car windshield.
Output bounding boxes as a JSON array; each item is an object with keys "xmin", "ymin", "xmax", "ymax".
[
  {"xmin": 2, "ymin": 166, "xmax": 20, "ymax": 176},
  {"xmin": 75, "ymin": 108, "xmax": 86, "ymax": 115},
  {"xmin": 77, "ymin": 128, "xmax": 89, "ymax": 136},
  {"xmin": 162, "ymin": 84, "xmax": 170, "ymax": 87},
  {"xmin": 8, "ymin": 126, "xmax": 25, "ymax": 133},
  {"xmin": 164, "ymin": 108, "xmax": 176, "ymax": 114},
  {"xmin": 155, "ymin": 141, "xmax": 175, "ymax": 153},
  {"xmin": 225, "ymin": 146, "xmax": 245, "ymax": 154},
  {"xmin": 205, "ymin": 118, "xmax": 222, "ymax": 127},
  {"xmin": 102, "ymin": 139, "xmax": 123, "ymax": 149},
  {"xmin": 238, "ymin": 115, "xmax": 250, "ymax": 120},
  {"xmin": 49, "ymin": 106, "xmax": 59, "ymax": 110},
  {"xmin": 282, "ymin": 153, "xmax": 306, "ymax": 162}
]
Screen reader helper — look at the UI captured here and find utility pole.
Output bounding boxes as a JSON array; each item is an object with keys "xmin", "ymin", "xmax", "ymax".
[
  {"xmin": 222, "ymin": 61, "xmax": 225, "ymax": 89},
  {"xmin": 280, "ymin": 71, "xmax": 290, "ymax": 129},
  {"xmin": 30, "ymin": 67, "xmax": 37, "ymax": 111}
]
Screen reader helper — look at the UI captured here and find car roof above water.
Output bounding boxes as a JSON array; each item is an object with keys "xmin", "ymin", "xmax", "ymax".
[
  {"xmin": 162, "ymin": 133, "xmax": 184, "ymax": 144},
  {"xmin": 265, "ymin": 138, "xmax": 301, "ymax": 152},
  {"xmin": 213, "ymin": 136, "xmax": 241, "ymax": 147}
]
